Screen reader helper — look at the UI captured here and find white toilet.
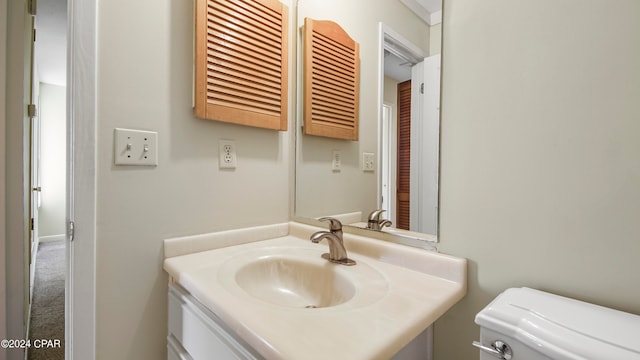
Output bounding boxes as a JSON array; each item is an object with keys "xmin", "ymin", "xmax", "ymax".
[{"xmin": 474, "ymin": 287, "xmax": 640, "ymax": 359}]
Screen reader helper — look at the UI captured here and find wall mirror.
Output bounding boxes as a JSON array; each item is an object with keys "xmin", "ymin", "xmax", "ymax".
[{"xmin": 294, "ymin": 0, "xmax": 442, "ymax": 244}]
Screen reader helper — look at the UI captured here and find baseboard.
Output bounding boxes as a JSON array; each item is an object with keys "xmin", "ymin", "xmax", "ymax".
[{"xmin": 39, "ymin": 234, "xmax": 65, "ymax": 243}]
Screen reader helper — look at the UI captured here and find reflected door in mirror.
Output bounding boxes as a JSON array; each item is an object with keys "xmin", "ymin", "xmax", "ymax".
[{"xmin": 397, "ymin": 80, "xmax": 411, "ymax": 230}]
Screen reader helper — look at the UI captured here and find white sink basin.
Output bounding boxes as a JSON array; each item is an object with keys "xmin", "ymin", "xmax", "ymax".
[
  {"xmin": 234, "ymin": 255, "xmax": 355, "ymax": 308},
  {"xmin": 218, "ymin": 247, "xmax": 388, "ymax": 309}
]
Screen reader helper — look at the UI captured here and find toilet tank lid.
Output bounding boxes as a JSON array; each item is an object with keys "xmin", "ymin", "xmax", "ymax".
[{"xmin": 475, "ymin": 287, "xmax": 640, "ymax": 360}]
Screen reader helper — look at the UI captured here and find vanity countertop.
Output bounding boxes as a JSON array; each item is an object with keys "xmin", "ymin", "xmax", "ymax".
[{"xmin": 164, "ymin": 222, "xmax": 466, "ymax": 360}]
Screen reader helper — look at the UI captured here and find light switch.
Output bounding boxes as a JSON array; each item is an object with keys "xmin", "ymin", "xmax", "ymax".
[
  {"xmin": 114, "ymin": 128, "xmax": 158, "ymax": 166},
  {"xmin": 363, "ymin": 152, "xmax": 375, "ymax": 172},
  {"xmin": 332, "ymin": 150, "xmax": 341, "ymax": 171}
]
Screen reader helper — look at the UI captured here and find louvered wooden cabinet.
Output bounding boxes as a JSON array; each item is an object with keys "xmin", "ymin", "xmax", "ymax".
[
  {"xmin": 303, "ymin": 18, "xmax": 360, "ymax": 140},
  {"xmin": 194, "ymin": 0, "xmax": 289, "ymax": 130}
]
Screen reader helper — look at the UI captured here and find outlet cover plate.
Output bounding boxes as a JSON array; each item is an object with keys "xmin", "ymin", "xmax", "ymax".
[
  {"xmin": 114, "ymin": 128, "xmax": 158, "ymax": 166},
  {"xmin": 219, "ymin": 140, "xmax": 237, "ymax": 169},
  {"xmin": 363, "ymin": 152, "xmax": 375, "ymax": 172}
]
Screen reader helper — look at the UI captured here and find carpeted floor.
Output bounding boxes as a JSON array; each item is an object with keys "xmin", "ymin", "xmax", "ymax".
[{"xmin": 28, "ymin": 240, "xmax": 65, "ymax": 360}]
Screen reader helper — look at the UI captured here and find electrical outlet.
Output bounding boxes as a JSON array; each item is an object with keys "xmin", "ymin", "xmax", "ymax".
[
  {"xmin": 363, "ymin": 152, "xmax": 375, "ymax": 172},
  {"xmin": 332, "ymin": 150, "xmax": 341, "ymax": 171},
  {"xmin": 219, "ymin": 140, "xmax": 237, "ymax": 169},
  {"xmin": 114, "ymin": 128, "xmax": 158, "ymax": 166}
]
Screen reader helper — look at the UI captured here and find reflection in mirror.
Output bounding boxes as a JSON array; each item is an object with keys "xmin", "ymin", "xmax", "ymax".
[
  {"xmin": 294, "ymin": 0, "xmax": 442, "ymax": 243},
  {"xmin": 303, "ymin": 18, "xmax": 360, "ymax": 140},
  {"xmin": 377, "ymin": 25, "xmax": 441, "ymax": 238}
]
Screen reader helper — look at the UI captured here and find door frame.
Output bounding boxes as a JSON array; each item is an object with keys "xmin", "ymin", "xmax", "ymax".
[
  {"xmin": 1, "ymin": 0, "xmax": 9, "ymax": 354},
  {"xmin": 66, "ymin": 0, "xmax": 97, "ymax": 358},
  {"xmin": 380, "ymin": 103, "xmax": 395, "ymax": 220}
]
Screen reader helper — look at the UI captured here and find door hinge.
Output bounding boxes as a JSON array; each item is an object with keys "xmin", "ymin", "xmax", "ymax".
[
  {"xmin": 27, "ymin": 104, "xmax": 37, "ymax": 117},
  {"xmin": 68, "ymin": 221, "xmax": 75, "ymax": 241},
  {"xmin": 28, "ymin": 0, "xmax": 37, "ymax": 16},
  {"xmin": 31, "ymin": 218, "xmax": 35, "ymax": 230},
  {"xmin": 420, "ymin": 83, "xmax": 424, "ymax": 94}
]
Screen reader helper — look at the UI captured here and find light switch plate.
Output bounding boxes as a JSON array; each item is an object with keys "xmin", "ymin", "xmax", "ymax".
[
  {"xmin": 332, "ymin": 150, "xmax": 341, "ymax": 171},
  {"xmin": 114, "ymin": 128, "xmax": 158, "ymax": 166},
  {"xmin": 363, "ymin": 152, "xmax": 375, "ymax": 172}
]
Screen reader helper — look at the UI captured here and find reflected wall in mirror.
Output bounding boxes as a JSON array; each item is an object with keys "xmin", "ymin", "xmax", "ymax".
[{"xmin": 294, "ymin": 0, "xmax": 442, "ymax": 242}]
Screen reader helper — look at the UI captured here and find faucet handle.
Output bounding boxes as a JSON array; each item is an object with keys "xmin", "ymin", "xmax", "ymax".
[
  {"xmin": 318, "ymin": 217, "xmax": 343, "ymax": 231},
  {"xmin": 368, "ymin": 209, "xmax": 386, "ymax": 221}
]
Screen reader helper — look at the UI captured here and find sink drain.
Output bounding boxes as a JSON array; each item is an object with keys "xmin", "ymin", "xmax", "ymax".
[{"xmin": 305, "ymin": 305, "xmax": 317, "ymax": 309}]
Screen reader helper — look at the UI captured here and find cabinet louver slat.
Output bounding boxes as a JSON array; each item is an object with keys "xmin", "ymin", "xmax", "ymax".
[
  {"xmin": 303, "ymin": 18, "xmax": 360, "ymax": 140},
  {"xmin": 195, "ymin": 0, "xmax": 288, "ymax": 130}
]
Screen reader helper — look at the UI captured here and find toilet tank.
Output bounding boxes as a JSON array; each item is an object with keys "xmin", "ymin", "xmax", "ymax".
[{"xmin": 473, "ymin": 287, "xmax": 640, "ymax": 360}]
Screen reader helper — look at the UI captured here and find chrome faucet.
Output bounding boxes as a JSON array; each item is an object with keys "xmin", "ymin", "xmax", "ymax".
[
  {"xmin": 310, "ymin": 217, "xmax": 356, "ymax": 266},
  {"xmin": 367, "ymin": 209, "xmax": 393, "ymax": 231}
]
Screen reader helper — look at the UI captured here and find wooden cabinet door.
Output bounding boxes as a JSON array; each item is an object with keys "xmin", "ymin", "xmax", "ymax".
[
  {"xmin": 303, "ymin": 18, "xmax": 360, "ymax": 140},
  {"xmin": 194, "ymin": 0, "xmax": 289, "ymax": 131}
]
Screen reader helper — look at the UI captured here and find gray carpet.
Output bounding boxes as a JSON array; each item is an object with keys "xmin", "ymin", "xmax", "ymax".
[{"xmin": 28, "ymin": 240, "xmax": 65, "ymax": 360}]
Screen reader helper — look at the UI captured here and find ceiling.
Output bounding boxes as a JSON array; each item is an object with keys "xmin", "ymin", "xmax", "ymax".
[
  {"xmin": 35, "ymin": 0, "xmax": 67, "ymax": 86},
  {"xmin": 384, "ymin": 50, "xmax": 413, "ymax": 82}
]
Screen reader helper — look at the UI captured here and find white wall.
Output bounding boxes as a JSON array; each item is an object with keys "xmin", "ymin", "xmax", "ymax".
[
  {"xmin": 295, "ymin": 0, "xmax": 431, "ymax": 220},
  {"xmin": 383, "ymin": 75, "xmax": 399, "ymax": 106},
  {"xmin": 429, "ymin": 23, "xmax": 441, "ymax": 55},
  {"xmin": 95, "ymin": 0, "xmax": 293, "ymax": 358},
  {"xmin": 38, "ymin": 83, "xmax": 66, "ymax": 237},
  {"xmin": 435, "ymin": 1, "xmax": 640, "ymax": 359}
]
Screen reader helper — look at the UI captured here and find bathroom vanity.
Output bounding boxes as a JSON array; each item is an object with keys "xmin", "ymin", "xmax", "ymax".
[{"xmin": 163, "ymin": 222, "xmax": 466, "ymax": 359}]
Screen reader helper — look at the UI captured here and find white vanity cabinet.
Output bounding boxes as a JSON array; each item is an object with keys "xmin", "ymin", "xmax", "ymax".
[
  {"xmin": 167, "ymin": 283, "xmax": 431, "ymax": 360},
  {"xmin": 167, "ymin": 284, "xmax": 263, "ymax": 360}
]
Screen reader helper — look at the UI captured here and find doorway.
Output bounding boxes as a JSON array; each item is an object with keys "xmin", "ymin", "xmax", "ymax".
[
  {"xmin": 378, "ymin": 24, "xmax": 425, "ymax": 230},
  {"xmin": 27, "ymin": 0, "xmax": 68, "ymax": 359},
  {"xmin": 6, "ymin": 0, "xmax": 97, "ymax": 358}
]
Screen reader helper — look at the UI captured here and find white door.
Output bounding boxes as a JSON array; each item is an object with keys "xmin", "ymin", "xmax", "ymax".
[
  {"xmin": 410, "ymin": 54, "xmax": 441, "ymax": 236},
  {"xmin": 29, "ymin": 99, "xmax": 41, "ymax": 301},
  {"xmin": 28, "ymin": 8, "xmax": 40, "ymax": 303},
  {"xmin": 67, "ymin": 0, "xmax": 98, "ymax": 358}
]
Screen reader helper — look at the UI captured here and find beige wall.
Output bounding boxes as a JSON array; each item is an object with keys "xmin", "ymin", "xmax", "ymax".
[
  {"xmin": 429, "ymin": 23, "xmax": 441, "ymax": 55},
  {"xmin": 95, "ymin": 0, "xmax": 293, "ymax": 358},
  {"xmin": 435, "ymin": 1, "xmax": 640, "ymax": 359},
  {"xmin": 383, "ymin": 75, "xmax": 399, "ymax": 106}
]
